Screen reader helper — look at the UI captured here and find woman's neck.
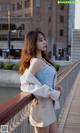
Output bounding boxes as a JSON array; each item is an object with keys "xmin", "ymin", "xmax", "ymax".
[{"xmin": 36, "ymin": 52, "xmax": 42, "ymax": 59}]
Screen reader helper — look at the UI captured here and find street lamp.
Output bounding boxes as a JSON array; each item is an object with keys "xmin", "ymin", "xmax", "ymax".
[{"xmin": 8, "ymin": 10, "xmax": 11, "ymax": 59}]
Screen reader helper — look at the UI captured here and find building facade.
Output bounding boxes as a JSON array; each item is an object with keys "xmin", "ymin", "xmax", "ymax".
[
  {"xmin": 0, "ymin": 0, "xmax": 70, "ymax": 59},
  {"xmin": 68, "ymin": 3, "xmax": 75, "ymax": 55},
  {"xmin": 71, "ymin": 29, "xmax": 80, "ymax": 62}
]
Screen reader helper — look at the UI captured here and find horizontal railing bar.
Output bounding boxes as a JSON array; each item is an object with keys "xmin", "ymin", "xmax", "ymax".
[
  {"xmin": 0, "ymin": 92, "xmax": 34, "ymax": 124},
  {"xmin": 57, "ymin": 61, "xmax": 79, "ymax": 78}
]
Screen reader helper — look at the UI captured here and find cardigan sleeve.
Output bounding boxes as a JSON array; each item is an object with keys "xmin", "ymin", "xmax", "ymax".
[{"xmin": 20, "ymin": 82, "xmax": 60, "ymax": 101}]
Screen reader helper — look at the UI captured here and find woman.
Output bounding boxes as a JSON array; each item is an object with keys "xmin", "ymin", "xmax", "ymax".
[{"xmin": 19, "ymin": 30, "xmax": 62, "ymax": 133}]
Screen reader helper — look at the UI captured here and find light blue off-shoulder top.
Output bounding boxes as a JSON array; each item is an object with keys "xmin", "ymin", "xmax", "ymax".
[{"xmin": 35, "ymin": 64, "xmax": 57, "ymax": 89}]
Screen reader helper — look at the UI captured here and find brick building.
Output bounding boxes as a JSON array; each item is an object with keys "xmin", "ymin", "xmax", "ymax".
[{"xmin": 0, "ymin": 0, "xmax": 69, "ymax": 59}]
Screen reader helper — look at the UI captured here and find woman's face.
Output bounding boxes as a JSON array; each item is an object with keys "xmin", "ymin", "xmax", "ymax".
[{"xmin": 36, "ymin": 33, "xmax": 47, "ymax": 52}]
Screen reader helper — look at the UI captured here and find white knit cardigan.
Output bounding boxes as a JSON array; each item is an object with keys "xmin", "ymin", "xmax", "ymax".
[{"xmin": 20, "ymin": 70, "xmax": 60, "ymax": 127}]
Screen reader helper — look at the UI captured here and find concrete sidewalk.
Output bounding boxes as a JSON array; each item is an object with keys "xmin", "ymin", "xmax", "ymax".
[{"xmin": 59, "ymin": 72, "xmax": 80, "ymax": 133}]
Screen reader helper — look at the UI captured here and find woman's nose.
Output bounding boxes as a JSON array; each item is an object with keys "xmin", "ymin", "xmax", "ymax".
[{"xmin": 44, "ymin": 40, "xmax": 47, "ymax": 45}]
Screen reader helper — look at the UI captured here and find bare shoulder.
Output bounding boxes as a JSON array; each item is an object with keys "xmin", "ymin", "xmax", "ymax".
[{"xmin": 28, "ymin": 58, "xmax": 43, "ymax": 75}]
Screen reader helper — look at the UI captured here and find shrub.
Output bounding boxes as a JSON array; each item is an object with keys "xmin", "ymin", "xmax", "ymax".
[
  {"xmin": 12, "ymin": 64, "xmax": 20, "ymax": 71},
  {"xmin": 0, "ymin": 61, "xmax": 20, "ymax": 71},
  {"xmin": 0, "ymin": 62, "xmax": 4, "ymax": 69},
  {"xmin": 54, "ymin": 64, "xmax": 60, "ymax": 71},
  {"xmin": 3, "ymin": 63, "xmax": 14, "ymax": 70}
]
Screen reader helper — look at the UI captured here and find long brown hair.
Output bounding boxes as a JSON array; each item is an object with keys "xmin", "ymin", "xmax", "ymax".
[{"xmin": 19, "ymin": 30, "xmax": 54, "ymax": 75}]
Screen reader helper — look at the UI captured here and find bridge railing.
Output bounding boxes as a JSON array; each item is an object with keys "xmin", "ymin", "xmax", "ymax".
[
  {"xmin": 0, "ymin": 61, "xmax": 80, "ymax": 133},
  {"xmin": 57, "ymin": 61, "xmax": 80, "ymax": 118}
]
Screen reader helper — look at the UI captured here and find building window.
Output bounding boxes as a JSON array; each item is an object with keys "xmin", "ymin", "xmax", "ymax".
[
  {"xmin": 59, "ymin": 29, "xmax": 64, "ymax": 36},
  {"xmin": 17, "ymin": 15, "xmax": 22, "ymax": 17},
  {"xmin": 11, "ymin": 24, "xmax": 16, "ymax": 30},
  {"xmin": 36, "ymin": 0, "xmax": 41, "ymax": 7},
  {"xmin": 25, "ymin": 0, "xmax": 30, "ymax": 8},
  {"xmin": 60, "ymin": 5, "xmax": 64, "ymax": 10},
  {"xmin": 48, "ymin": 51, "xmax": 52, "ymax": 59},
  {"xmin": 25, "ymin": 12, "xmax": 31, "ymax": 16},
  {"xmin": 48, "ymin": 0, "xmax": 52, "ymax": 9},
  {"xmin": 0, "ymin": 24, "xmax": 1, "ymax": 30},
  {"xmin": 17, "ymin": 1, "xmax": 22, "ymax": 10},
  {"xmin": 0, "ymin": 34, "xmax": 7, "ymax": 40},
  {"xmin": 12, "ymin": 4, "xmax": 15, "ymax": 11},
  {"xmin": 2, "ymin": 24, "xmax": 8, "ymax": 30},
  {"xmin": 0, "ymin": 24, "xmax": 16, "ymax": 30},
  {"xmin": 60, "ymin": 16, "xmax": 64, "ymax": 23},
  {"xmin": 36, "ymin": 7, "xmax": 40, "ymax": 15},
  {"xmin": 36, "ymin": 27, "xmax": 41, "ymax": 31},
  {"xmin": 21, "ymin": 24, "xmax": 25, "ymax": 30},
  {"xmin": 0, "ymin": 5, "xmax": 2, "ymax": 11},
  {"xmin": 48, "ymin": 17, "xmax": 52, "ymax": 23}
]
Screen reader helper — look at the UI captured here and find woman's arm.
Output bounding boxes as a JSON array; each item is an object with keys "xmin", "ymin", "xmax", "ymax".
[{"xmin": 20, "ymin": 83, "xmax": 60, "ymax": 101}]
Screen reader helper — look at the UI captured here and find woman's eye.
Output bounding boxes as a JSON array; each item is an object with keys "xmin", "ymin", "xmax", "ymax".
[
  {"xmin": 40, "ymin": 39, "xmax": 43, "ymax": 42},
  {"xmin": 39, "ymin": 39, "xmax": 43, "ymax": 42},
  {"xmin": 39, "ymin": 38, "xmax": 46, "ymax": 42}
]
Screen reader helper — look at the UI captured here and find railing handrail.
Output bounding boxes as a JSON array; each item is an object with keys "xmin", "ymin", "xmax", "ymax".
[
  {"xmin": 0, "ymin": 92, "xmax": 34, "ymax": 124},
  {"xmin": 57, "ymin": 61, "xmax": 80, "ymax": 80},
  {"xmin": 0, "ymin": 61, "xmax": 80, "ymax": 124}
]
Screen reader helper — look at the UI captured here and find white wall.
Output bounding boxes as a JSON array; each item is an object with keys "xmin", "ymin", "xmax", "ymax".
[{"xmin": 75, "ymin": 2, "xmax": 80, "ymax": 29}]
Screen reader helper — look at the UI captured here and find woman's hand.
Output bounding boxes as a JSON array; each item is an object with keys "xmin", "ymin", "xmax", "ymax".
[{"xmin": 55, "ymin": 84, "xmax": 63, "ymax": 95}]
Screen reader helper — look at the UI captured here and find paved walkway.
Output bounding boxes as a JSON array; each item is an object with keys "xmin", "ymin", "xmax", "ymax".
[{"xmin": 59, "ymin": 72, "xmax": 80, "ymax": 133}]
